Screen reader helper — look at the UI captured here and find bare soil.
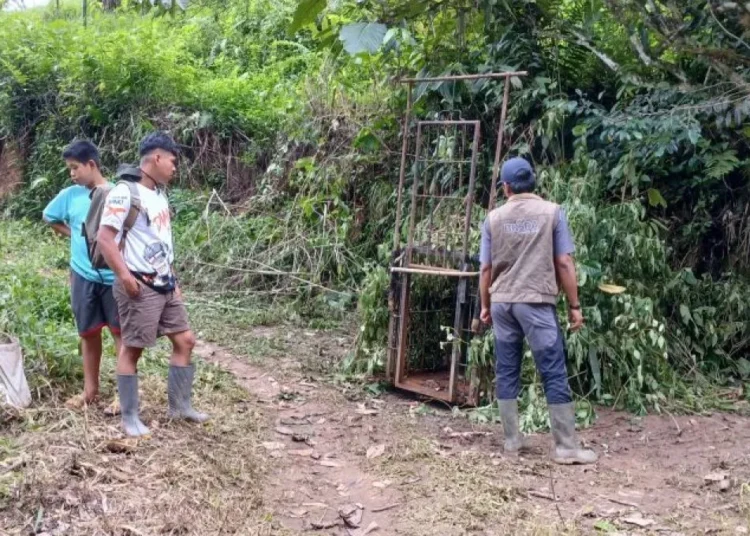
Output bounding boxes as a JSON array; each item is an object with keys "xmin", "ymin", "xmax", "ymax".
[
  {"xmin": 0, "ymin": 139, "xmax": 23, "ymax": 201},
  {"xmin": 194, "ymin": 326, "xmax": 750, "ymax": 536}
]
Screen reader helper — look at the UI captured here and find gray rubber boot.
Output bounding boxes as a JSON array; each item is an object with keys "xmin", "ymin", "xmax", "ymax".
[
  {"xmin": 117, "ymin": 374, "xmax": 150, "ymax": 437},
  {"xmin": 549, "ymin": 402, "xmax": 598, "ymax": 465},
  {"xmin": 499, "ymin": 399, "xmax": 527, "ymax": 454},
  {"xmin": 167, "ymin": 364, "xmax": 209, "ymax": 423}
]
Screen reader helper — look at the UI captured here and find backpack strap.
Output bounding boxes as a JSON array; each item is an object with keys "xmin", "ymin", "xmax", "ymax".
[
  {"xmin": 84, "ymin": 184, "xmax": 114, "ymax": 279},
  {"xmin": 118, "ymin": 180, "xmax": 142, "ymax": 252}
]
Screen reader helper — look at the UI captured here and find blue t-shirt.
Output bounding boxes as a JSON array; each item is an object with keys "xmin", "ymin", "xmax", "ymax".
[
  {"xmin": 43, "ymin": 185, "xmax": 115, "ymax": 285},
  {"xmin": 479, "ymin": 208, "xmax": 575, "ymax": 265}
]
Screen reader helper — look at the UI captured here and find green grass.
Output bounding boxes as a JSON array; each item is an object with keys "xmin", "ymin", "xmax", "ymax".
[
  {"xmin": 0, "ymin": 437, "xmax": 21, "ymax": 506},
  {"xmin": 0, "ymin": 220, "xmax": 83, "ymax": 398},
  {"xmin": 0, "ymin": 218, "xmax": 345, "ymax": 395}
]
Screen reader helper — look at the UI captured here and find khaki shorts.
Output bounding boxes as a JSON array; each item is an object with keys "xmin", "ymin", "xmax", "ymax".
[{"xmin": 113, "ymin": 280, "xmax": 190, "ymax": 349}]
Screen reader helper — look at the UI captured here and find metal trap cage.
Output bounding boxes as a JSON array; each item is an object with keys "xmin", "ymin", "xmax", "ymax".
[{"xmin": 386, "ymin": 71, "xmax": 527, "ymax": 405}]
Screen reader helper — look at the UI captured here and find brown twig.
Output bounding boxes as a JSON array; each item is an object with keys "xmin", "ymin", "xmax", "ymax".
[
  {"xmin": 371, "ymin": 503, "xmax": 401, "ymax": 513},
  {"xmin": 549, "ymin": 464, "xmax": 565, "ymax": 524},
  {"xmin": 528, "ymin": 490, "xmax": 557, "ymax": 501},
  {"xmin": 664, "ymin": 409, "xmax": 682, "ymax": 436},
  {"xmin": 310, "ymin": 520, "xmax": 341, "ymax": 530},
  {"xmin": 596, "ymin": 494, "xmax": 640, "ymax": 509},
  {"xmin": 192, "ymin": 260, "xmax": 350, "ymax": 295}
]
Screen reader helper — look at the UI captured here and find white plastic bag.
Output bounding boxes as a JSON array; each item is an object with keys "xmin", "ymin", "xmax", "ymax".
[{"xmin": 0, "ymin": 334, "xmax": 31, "ymax": 409}]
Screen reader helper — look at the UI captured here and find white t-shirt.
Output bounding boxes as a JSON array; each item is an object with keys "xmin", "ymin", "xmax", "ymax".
[{"xmin": 100, "ymin": 181, "xmax": 176, "ymax": 291}]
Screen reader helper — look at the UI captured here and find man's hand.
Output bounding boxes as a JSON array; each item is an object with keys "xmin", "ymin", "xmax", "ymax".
[
  {"xmin": 479, "ymin": 264, "xmax": 492, "ymax": 327},
  {"xmin": 98, "ymin": 225, "xmax": 136, "ymax": 297},
  {"xmin": 48, "ymin": 222, "xmax": 71, "ymax": 238},
  {"xmin": 568, "ymin": 307, "xmax": 584, "ymax": 332},
  {"xmin": 122, "ymin": 274, "xmax": 141, "ymax": 299},
  {"xmin": 555, "ymin": 254, "xmax": 584, "ymax": 332}
]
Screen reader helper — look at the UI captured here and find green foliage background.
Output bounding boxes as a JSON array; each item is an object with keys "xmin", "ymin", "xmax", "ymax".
[{"xmin": 1, "ymin": 0, "xmax": 749, "ymax": 413}]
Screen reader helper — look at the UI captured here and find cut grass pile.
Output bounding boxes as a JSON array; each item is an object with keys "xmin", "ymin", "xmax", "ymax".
[{"xmin": 0, "ymin": 362, "xmax": 275, "ymax": 535}]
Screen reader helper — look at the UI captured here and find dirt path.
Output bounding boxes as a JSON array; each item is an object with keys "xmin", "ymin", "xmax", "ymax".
[
  {"xmin": 195, "ymin": 339, "xmax": 402, "ymax": 535},
  {"xmin": 194, "ymin": 331, "xmax": 750, "ymax": 536}
]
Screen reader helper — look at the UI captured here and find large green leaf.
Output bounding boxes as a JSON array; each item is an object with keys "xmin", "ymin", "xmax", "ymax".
[
  {"xmin": 647, "ymin": 188, "xmax": 667, "ymax": 208},
  {"xmin": 339, "ymin": 22, "xmax": 387, "ymax": 55},
  {"xmin": 679, "ymin": 304, "xmax": 692, "ymax": 325},
  {"xmin": 288, "ymin": 0, "xmax": 327, "ymax": 35}
]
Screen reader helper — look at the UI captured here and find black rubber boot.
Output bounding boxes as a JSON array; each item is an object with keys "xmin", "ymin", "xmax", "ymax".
[
  {"xmin": 117, "ymin": 374, "xmax": 150, "ymax": 437},
  {"xmin": 167, "ymin": 364, "xmax": 209, "ymax": 423}
]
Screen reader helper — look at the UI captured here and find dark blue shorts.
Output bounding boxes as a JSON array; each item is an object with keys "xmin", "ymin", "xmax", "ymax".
[{"xmin": 70, "ymin": 270, "xmax": 120, "ymax": 337}]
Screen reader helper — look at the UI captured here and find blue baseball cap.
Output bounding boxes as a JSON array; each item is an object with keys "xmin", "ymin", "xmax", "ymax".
[{"xmin": 500, "ymin": 157, "xmax": 535, "ymax": 188}]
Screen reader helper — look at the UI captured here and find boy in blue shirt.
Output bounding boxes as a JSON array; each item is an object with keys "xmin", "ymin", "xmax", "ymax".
[{"xmin": 43, "ymin": 141, "xmax": 121, "ymax": 409}]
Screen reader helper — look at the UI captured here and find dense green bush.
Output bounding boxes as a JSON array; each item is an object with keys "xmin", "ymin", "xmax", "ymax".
[{"xmin": 0, "ymin": 0, "xmax": 315, "ymax": 216}]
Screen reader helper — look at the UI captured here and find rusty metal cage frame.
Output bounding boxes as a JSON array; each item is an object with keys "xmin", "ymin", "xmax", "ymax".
[{"xmin": 386, "ymin": 71, "xmax": 527, "ymax": 405}]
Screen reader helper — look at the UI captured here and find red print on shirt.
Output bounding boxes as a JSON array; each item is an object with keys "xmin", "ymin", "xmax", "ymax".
[
  {"xmin": 105, "ymin": 206, "xmax": 127, "ymax": 217},
  {"xmin": 151, "ymin": 208, "xmax": 171, "ymax": 233}
]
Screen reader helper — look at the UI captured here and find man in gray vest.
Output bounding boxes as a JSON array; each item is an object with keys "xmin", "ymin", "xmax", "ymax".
[{"xmin": 479, "ymin": 157, "xmax": 597, "ymax": 465}]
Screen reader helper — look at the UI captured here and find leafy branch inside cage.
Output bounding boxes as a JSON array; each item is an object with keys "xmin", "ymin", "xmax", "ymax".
[{"xmin": 405, "ymin": 275, "xmax": 460, "ymax": 373}]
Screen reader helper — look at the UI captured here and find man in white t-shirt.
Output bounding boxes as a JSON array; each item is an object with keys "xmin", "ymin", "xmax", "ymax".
[{"xmin": 97, "ymin": 132, "xmax": 208, "ymax": 437}]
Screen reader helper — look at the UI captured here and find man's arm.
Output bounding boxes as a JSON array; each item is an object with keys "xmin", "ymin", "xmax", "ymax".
[
  {"xmin": 479, "ymin": 217, "xmax": 492, "ymax": 324},
  {"xmin": 552, "ymin": 208, "xmax": 583, "ymax": 331},
  {"xmin": 97, "ymin": 226, "xmax": 128, "ymax": 279},
  {"xmin": 554, "ymin": 254, "xmax": 579, "ymax": 306},
  {"xmin": 42, "ymin": 190, "xmax": 71, "ymax": 238},
  {"xmin": 97, "ymin": 225, "xmax": 141, "ymax": 298},
  {"xmin": 172, "ymin": 265, "xmax": 182, "ymax": 297},
  {"xmin": 554, "ymin": 254, "xmax": 583, "ymax": 331},
  {"xmin": 480, "ymin": 263, "xmax": 492, "ymax": 324},
  {"xmin": 47, "ymin": 221, "xmax": 72, "ymax": 238},
  {"xmin": 99, "ymin": 184, "xmax": 141, "ymax": 298}
]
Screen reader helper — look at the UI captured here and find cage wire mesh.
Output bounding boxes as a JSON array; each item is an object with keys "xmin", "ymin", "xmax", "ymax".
[
  {"xmin": 406, "ymin": 119, "xmax": 479, "ymax": 270},
  {"xmin": 398, "ymin": 272, "xmax": 480, "ymax": 400}
]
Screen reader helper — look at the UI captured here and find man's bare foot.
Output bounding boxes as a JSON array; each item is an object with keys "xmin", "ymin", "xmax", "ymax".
[
  {"xmin": 65, "ymin": 392, "xmax": 100, "ymax": 410},
  {"xmin": 103, "ymin": 397, "xmax": 120, "ymax": 416},
  {"xmin": 65, "ymin": 393, "xmax": 88, "ymax": 410}
]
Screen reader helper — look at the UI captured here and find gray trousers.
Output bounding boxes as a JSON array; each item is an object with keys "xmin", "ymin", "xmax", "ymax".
[{"xmin": 491, "ymin": 303, "xmax": 572, "ymax": 404}]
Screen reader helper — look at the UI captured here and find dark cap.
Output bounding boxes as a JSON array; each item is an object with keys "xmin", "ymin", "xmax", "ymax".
[
  {"xmin": 115, "ymin": 163, "xmax": 141, "ymax": 182},
  {"xmin": 500, "ymin": 157, "xmax": 535, "ymax": 187}
]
